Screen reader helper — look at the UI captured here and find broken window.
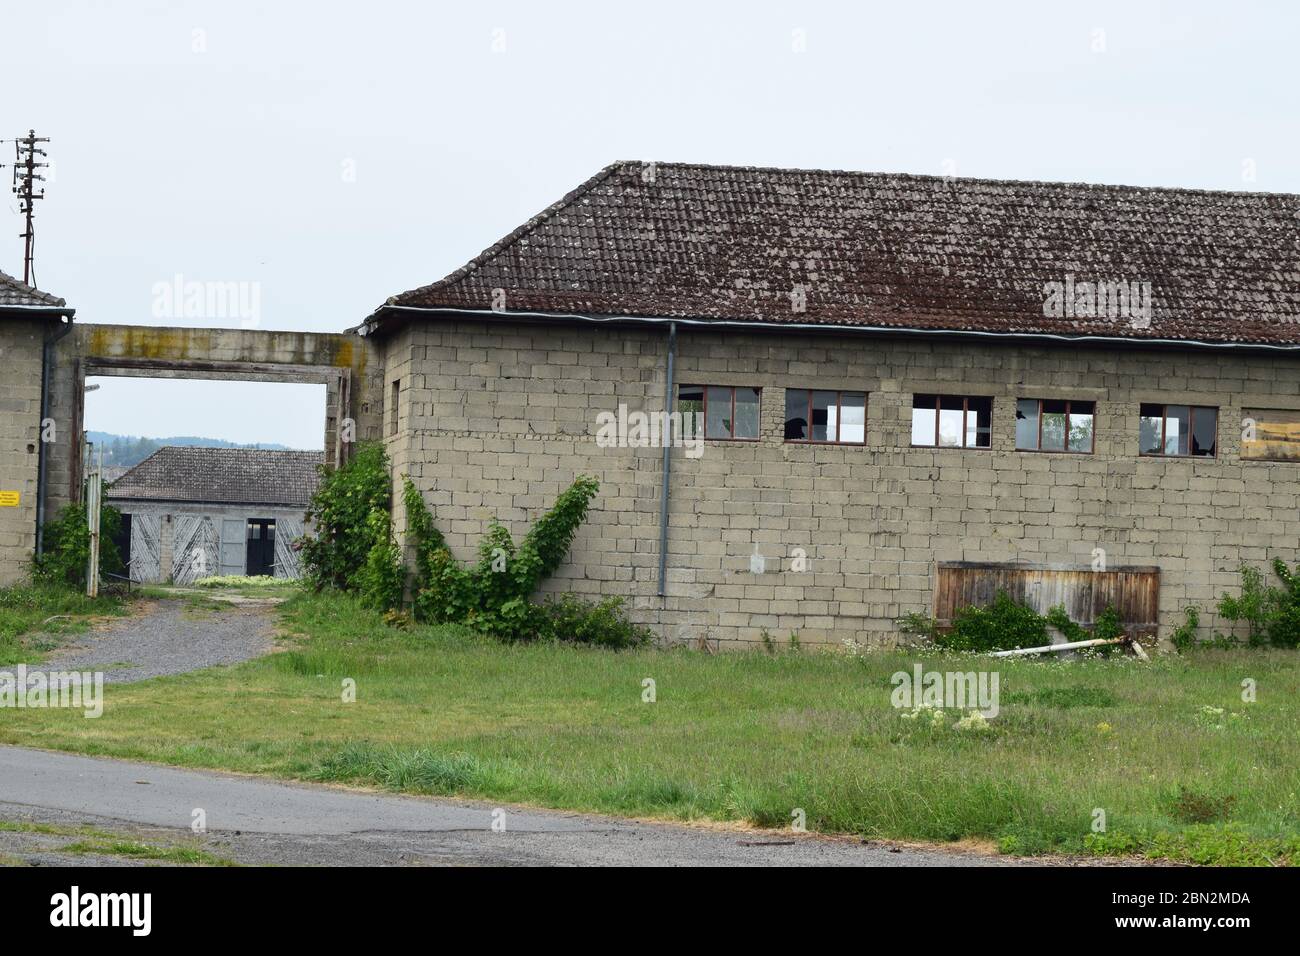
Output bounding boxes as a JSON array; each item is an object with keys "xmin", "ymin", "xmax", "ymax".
[
  {"xmin": 911, "ymin": 394, "xmax": 992, "ymax": 448},
  {"xmin": 678, "ymin": 385, "xmax": 760, "ymax": 440},
  {"xmin": 1242, "ymin": 408, "xmax": 1300, "ymax": 461},
  {"xmin": 1139, "ymin": 403, "xmax": 1217, "ymax": 457},
  {"xmin": 1016, "ymin": 398, "xmax": 1095, "ymax": 453},
  {"xmin": 784, "ymin": 389, "xmax": 866, "ymax": 443}
]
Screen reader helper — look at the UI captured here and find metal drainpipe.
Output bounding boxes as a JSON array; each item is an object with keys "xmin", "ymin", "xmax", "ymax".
[
  {"xmin": 657, "ymin": 322, "xmax": 677, "ymax": 597},
  {"xmin": 35, "ymin": 316, "xmax": 75, "ymax": 558}
]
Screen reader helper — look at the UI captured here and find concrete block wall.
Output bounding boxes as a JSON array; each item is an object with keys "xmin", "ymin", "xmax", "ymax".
[
  {"xmin": 0, "ymin": 318, "xmax": 49, "ymax": 586},
  {"xmin": 388, "ymin": 318, "xmax": 1300, "ymax": 648}
]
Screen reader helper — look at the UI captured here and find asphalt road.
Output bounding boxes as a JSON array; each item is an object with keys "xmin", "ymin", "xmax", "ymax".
[{"xmin": 0, "ymin": 746, "xmax": 1015, "ymax": 867}]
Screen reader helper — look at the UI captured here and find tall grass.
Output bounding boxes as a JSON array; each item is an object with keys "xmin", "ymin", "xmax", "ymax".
[
  {"xmin": 0, "ymin": 580, "xmax": 124, "ymax": 664},
  {"xmin": 1, "ymin": 589, "xmax": 1297, "ymax": 863}
]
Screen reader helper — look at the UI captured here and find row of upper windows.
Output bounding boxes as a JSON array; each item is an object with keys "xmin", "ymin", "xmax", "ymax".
[{"xmin": 677, "ymin": 384, "xmax": 1298, "ymax": 461}]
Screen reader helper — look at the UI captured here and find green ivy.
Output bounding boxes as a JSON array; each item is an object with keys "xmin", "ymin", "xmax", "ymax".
[
  {"xmin": 299, "ymin": 443, "xmax": 391, "ymax": 592},
  {"xmin": 404, "ymin": 475, "xmax": 641, "ymax": 644},
  {"xmin": 357, "ymin": 508, "xmax": 405, "ymax": 612}
]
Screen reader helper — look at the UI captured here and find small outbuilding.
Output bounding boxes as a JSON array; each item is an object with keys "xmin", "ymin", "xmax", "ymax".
[{"xmin": 106, "ymin": 446, "xmax": 321, "ymax": 583}]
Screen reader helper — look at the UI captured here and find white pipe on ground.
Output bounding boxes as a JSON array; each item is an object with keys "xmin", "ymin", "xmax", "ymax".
[{"xmin": 988, "ymin": 636, "xmax": 1129, "ymax": 658}]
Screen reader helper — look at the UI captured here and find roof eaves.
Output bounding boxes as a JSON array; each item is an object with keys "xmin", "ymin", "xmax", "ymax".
[{"xmin": 365, "ymin": 304, "xmax": 1300, "ymax": 355}]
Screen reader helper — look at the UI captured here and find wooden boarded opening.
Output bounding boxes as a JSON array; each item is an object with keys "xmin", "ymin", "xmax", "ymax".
[{"xmin": 935, "ymin": 562, "xmax": 1159, "ymax": 636}]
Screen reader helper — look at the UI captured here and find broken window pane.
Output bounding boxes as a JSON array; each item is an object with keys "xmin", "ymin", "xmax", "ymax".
[
  {"xmin": 1015, "ymin": 399, "xmax": 1040, "ymax": 450},
  {"xmin": 1191, "ymin": 407, "xmax": 1217, "ymax": 457},
  {"xmin": 784, "ymin": 389, "xmax": 808, "ymax": 440}
]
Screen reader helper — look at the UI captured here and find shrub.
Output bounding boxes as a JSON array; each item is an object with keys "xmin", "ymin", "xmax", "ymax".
[
  {"xmin": 299, "ymin": 443, "xmax": 391, "ymax": 592},
  {"xmin": 1217, "ymin": 559, "xmax": 1300, "ymax": 648},
  {"xmin": 1217, "ymin": 563, "xmax": 1271, "ymax": 646},
  {"xmin": 937, "ymin": 592, "xmax": 1047, "ymax": 652},
  {"xmin": 532, "ymin": 595, "xmax": 653, "ymax": 649},
  {"xmin": 1171, "ymin": 606, "xmax": 1201, "ymax": 652},
  {"xmin": 895, "ymin": 611, "xmax": 939, "ymax": 643},
  {"xmin": 35, "ymin": 496, "xmax": 124, "ymax": 588}
]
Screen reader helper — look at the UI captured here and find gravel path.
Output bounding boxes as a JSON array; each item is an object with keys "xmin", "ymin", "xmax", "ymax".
[{"xmin": 42, "ymin": 597, "xmax": 276, "ymax": 683}]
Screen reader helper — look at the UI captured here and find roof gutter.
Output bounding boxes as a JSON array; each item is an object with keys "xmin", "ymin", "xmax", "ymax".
[
  {"xmin": 359, "ymin": 304, "xmax": 1300, "ymax": 354},
  {"xmin": 1, "ymin": 304, "xmax": 75, "ymax": 316}
]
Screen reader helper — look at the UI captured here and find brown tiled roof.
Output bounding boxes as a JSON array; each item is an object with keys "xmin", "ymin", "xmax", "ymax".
[
  {"xmin": 373, "ymin": 161, "xmax": 1300, "ymax": 346},
  {"xmin": 106, "ymin": 447, "xmax": 323, "ymax": 508},
  {"xmin": 0, "ymin": 268, "xmax": 69, "ymax": 311}
]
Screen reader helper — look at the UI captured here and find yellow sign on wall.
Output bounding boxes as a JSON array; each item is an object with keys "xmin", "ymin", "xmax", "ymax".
[{"xmin": 0, "ymin": 491, "xmax": 20, "ymax": 507}]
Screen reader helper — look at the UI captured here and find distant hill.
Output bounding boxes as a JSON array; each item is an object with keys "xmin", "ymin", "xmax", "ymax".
[{"xmin": 86, "ymin": 432, "xmax": 307, "ymax": 470}]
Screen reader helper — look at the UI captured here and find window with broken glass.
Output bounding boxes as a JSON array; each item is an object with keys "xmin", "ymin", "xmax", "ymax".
[
  {"xmin": 911, "ymin": 394, "xmax": 993, "ymax": 448},
  {"xmin": 1138, "ymin": 403, "xmax": 1217, "ymax": 457},
  {"xmin": 1015, "ymin": 399, "xmax": 1095, "ymax": 453}
]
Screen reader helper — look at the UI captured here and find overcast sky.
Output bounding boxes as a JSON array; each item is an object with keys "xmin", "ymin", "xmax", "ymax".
[{"xmin": 5, "ymin": 1, "xmax": 1297, "ymax": 447}]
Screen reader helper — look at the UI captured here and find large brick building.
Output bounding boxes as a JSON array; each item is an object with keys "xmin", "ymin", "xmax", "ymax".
[{"xmin": 355, "ymin": 161, "xmax": 1300, "ymax": 649}]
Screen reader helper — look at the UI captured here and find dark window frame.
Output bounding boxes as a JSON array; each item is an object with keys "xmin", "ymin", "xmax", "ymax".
[
  {"xmin": 910, "ymin": 394, "xmax": 994, "ymax": 450},
  {"xmin": 1016, "ymin": 398, "xmax": 1096, "ymax": 454},
  {"xmin": 1139, "ymin": 403, "xmax": 1219, "ymax": 459},
  {"xmin": 679, "ymin": 384, "xmax": 762, "ymax": 442},
  {"xmin": 783, "ymin": 389, "xmax": 868, "ymax": 445}
]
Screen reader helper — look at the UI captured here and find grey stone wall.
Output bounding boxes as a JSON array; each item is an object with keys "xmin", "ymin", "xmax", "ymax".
[
  {"xmin": 0, "ymin": 318, "xmax": 49, "ymax": 585},
  {"xmin": 386, "ymin": 317, "xmax": 1300, "ymax": 648}
]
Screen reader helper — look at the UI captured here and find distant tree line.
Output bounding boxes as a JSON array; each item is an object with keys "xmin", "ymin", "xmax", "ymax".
[{"xmin": 88, "ymin": 432, "xmax": 293, "ymax": 470}]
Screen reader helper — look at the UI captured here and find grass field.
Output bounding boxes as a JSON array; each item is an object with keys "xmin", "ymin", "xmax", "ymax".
[
  {"xmin": 0, "ymin": 581, "xmax": 125, "ymax": 665},
  {"xmin": 1, "ymin": 589, "xmax": 1297, "ymax": 864}
]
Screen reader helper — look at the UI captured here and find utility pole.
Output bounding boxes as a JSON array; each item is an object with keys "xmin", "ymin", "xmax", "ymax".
[{"xmin": 5, "ymin": 130, "xmax": 50, "ymax": 286}]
